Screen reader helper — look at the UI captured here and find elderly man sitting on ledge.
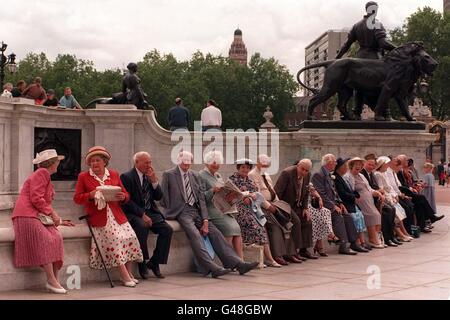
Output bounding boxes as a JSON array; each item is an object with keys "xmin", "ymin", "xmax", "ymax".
[{"xmin": 160, "ymin": 151, "xmax": 258, "ymax": 278}]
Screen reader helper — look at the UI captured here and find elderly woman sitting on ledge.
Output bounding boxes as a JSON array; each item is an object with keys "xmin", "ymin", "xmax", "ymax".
[
  {"xmin": 74, "ymin": 146, "xmax": 143, "ymax": 287},
  {"xmin": 12, "ymin": 149, "xmax": 74, "ymax": 294}
]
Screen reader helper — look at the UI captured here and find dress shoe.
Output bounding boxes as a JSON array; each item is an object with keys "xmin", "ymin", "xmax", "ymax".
[
  {"xmin": 138, "ymin": 262, "xmax": 149, "ymax": 279},
  {"xmin": 313, "ymin": 248, "xmax": 328, "ymax": 257},
  {"xmin": 146, "ymin": 261, "xmax": 165, "ymax": 279},
  {"xmin": 237, "ymin": 261, "xmax": 259, "ymax": 275},
  {"xmin": 392, "ymin": 238, "xmax": 403, "ymax": 245},
  {"xmin": 368, "ymin": 242, "xmax": 385, "ymax": 249},
  {"xmin": 284, "ymin": 255, "xmax": 303, "ymax": 263},
  {"xmin": 421, "ymin": 227, "xmax": 432, "ymax": 233},
  {"xmin": 294, "ymin": 254, "xmax": 307, "ymax": 262},
  {"xmin": 350, "ymin": 243, "xmax": 369, "ymax": 253},
  {"xmin": 338, "ymin": 247, "xmax": 357, "ymax": 255},
  {"xmin": 299, "ymin": 250, "xmax": 319, "ymax": 260},
  {"xmin": 274, "ymin": 257, "xmax": 289, "ymax": 265},
  {"xmin": 211, "ymin": 268, "xmax": 232, "ymax": 278},
  {"xmin": 121, "ymin": 279, "xmax": 137, "ymax": 287},
  {"xmin": 431, "ymin": 215, "xmax": 444, "ymax": 223},
  {"xmin": 46, "ymin": 282, "xmax": 67, "ymax": 294},
  {"xmin": 265, "ymin": 260, "xmax": 282, "ymax": 268},
  {"xmin": 385, "ymin": 240, "xmax": 398, "ymax": 247},
  {"xmin": 363, "ymin": 243, "xmax": 372, "ymax": 251}
]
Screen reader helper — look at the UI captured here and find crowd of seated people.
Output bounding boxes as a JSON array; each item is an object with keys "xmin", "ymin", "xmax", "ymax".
[{"xmin": 11, "ymin": 147, "xmax": 444, "ymax": 294}]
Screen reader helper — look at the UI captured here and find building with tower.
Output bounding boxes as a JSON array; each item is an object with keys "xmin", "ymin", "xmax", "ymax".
[{"xmin": 229, "ymin": 28, "xmax": 248, "ymax": 65}]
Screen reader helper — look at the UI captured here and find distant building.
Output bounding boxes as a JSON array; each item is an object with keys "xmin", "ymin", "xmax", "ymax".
[
  {"xmin": 284, "ymin": 96, "xmax": 333, "ymax": 130},
  {"xmin": 304, "ymin": 30, "xmax": 348, "ymax": 95},
  {"xmin": 445, "ymin": 0, "xmax": 450, "ymax": 12},
  {"xmin": 229, "ymin": 28, "xmax": 248, "ymax": 65}
]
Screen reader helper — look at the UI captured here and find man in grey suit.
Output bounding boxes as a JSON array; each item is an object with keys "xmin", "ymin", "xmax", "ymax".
[
  {"xmin": 160, "ymin": 151, "xmax": 258, "ymax": 278},
  {"xmin": 311, "ymin": 154, "xmax": 359, "ymax": 255}
]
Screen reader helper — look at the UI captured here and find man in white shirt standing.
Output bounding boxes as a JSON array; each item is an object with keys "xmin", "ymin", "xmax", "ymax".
[{"xmin": 201, "ymin": 99, "xmax": 222, "ymax": 131}]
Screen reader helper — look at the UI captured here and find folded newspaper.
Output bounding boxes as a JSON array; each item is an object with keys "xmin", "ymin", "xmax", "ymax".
[{"xmin": 212, "ymin": 180, "xmax": 249, "ymax": 214}]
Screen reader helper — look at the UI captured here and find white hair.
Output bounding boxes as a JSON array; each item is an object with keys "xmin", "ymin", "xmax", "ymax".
[
  {"xmin": 177, "ymin": 151, "xmax": 194, "ymax": 165},
  {"xmin": 258, "ymin": 154, "xmax": 271, "ymax": 166},
  {"xmin": 298, "ymin": 159, "xmax": 313, "ymax": 169},
  {"xmin": 204, "ymin": 150, "xmax": 224, "ymax": 165},
  {"xmin": 321, "ymin": 154, "xmax": 336, "ymax": 166},
  {"xmin": 133, "ymin": 151, "xmax": 150, "ymax": 163}
]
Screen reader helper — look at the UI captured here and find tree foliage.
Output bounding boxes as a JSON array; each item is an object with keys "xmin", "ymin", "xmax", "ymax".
[
  {"xmin": 5, "ymin": 50, "xmax": 298, "ymax": 130},
  {"xmin": 390, "ymin": 7, "xmax": 450, "ymax": 120}
]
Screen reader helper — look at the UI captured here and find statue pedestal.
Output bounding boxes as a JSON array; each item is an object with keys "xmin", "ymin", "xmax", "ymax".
[
  {"xmin": 287, "ymin": 126, "xmax": 435, "ymax": 173},
  {"xmin": 95, "ymin": 104, "xmax": 137, "ymax": 110}
]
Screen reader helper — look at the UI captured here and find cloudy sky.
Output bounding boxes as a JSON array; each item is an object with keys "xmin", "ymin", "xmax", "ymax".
[{"xmin": 1, "ymin": 0, "xmax": 443, "ymax": 74}]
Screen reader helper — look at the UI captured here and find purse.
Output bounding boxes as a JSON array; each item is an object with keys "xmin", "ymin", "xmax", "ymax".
[
  {"xmin": 311, "ymin": 197, "xmax": 320, "ymax": 209},
  {"xmin": 38, "ymin": 213, "xmax": 54, "ymax": 226}
]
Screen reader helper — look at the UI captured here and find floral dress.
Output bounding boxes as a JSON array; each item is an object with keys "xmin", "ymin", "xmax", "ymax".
[
  {"xmin": 228, "ymin": 172, "xmax": 268, "ymax": 245},
  {"xmin": 89, "ymin": 169, "xmax": 143, "ymax": 269}
]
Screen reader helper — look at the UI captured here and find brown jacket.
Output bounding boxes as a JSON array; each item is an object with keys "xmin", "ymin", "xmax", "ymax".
[{"xmin": 274, "ymin": 166, "xmax": 310, "ymax": 215}]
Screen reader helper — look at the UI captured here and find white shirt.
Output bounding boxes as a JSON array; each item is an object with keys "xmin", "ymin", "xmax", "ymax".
[
  {"xmin": 201, "ymin": 105, "xmax": 222, "ymax": 126},
  {"xmin": 385, "ymin": 167, "xmax": 402, "ymax": 196},
  {"xmin": 1, "ymin": 90, "xmax": 12, "ymax": 98},
  {"xmin": 135, "ymin": 168, "xmax": 159, "ymax": 189}
]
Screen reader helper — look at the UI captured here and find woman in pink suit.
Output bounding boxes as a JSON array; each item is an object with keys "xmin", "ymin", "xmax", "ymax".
[{"xmin": 12, "ymin": 149, "xmax": 74, "ymax": 294}]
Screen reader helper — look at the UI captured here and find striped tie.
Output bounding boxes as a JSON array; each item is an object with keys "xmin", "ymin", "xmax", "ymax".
[
  {"xmin": 184, "ymin": 172, "xmax": 195, "ymax": 206},
  {"xmin": 142, "ymin": 175, "xmax": 152, "ymax": 211}
]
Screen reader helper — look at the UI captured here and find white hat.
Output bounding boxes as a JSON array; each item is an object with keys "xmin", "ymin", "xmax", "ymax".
[
  {"xmin": 32, "ymin": 149, "xmax": 65, "ymax": 165},
  {"xmin": 376, "ymin": 156, "xmax": 391, "ymax": 170}
]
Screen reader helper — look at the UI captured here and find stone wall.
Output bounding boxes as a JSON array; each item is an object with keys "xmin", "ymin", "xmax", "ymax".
[{"xmin": 0, "ymin": 98, "xmax": 436, "ymax": 225}]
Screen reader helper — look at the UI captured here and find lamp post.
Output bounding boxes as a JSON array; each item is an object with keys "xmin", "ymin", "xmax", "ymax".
[{"xmin": 0, "ymin": 41, "xmax": 17, "ymax": 89}]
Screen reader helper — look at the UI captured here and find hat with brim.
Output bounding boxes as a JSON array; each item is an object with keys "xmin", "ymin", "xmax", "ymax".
[
  {"xmin": 348, "ymin": 157, "xmax": 365, "ymax": 166},
  {"xmin": 85, "ymin": 146, "xmax": 111, "ymax": 165},
  {"xmin": 235, "ymin": 158, "xmax": 255, "ymax": 166},
  {"xmin": 335, "ymin": 157, "xmax": 350, "ymax": 172},
  {"xmin": 33, "ymin": 149, "xmax": 65, "ymax": 165},
  {"xmin": 376, "ymin": 156, "xmax": 391, "ymax": 170}
]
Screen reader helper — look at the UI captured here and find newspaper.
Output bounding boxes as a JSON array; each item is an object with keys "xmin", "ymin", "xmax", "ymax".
[{"xmin": 212, "ymin": 180, "xmax": 248, "ymax": 214}]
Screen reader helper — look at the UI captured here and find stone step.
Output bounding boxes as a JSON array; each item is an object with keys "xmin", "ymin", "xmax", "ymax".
[{"xmin": 0, "ymin": 221, "xmax": 196, "ymax": 292}]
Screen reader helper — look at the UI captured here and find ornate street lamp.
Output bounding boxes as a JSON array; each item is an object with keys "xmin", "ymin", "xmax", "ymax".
[{"xmin": 0, "ymin": 41, "xmax": 17, "ymax": 89}]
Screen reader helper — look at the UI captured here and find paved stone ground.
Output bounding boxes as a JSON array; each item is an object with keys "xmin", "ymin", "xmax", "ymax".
[{"xmin": 1, "ymin": 185, "xmax": 449, "ymax": 300}]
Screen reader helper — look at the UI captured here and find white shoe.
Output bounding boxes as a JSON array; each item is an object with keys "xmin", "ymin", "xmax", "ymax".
[
  {"xmin": 121, "ymin": 279, "xmax": 136, "ymax": 287},
  {"xmin": 131, "ymin": 277, "xmax": 139, "ymax": 284},
  {"xmin": 46, "ymin": 282, "xmax": 67, "ymax": 294}
]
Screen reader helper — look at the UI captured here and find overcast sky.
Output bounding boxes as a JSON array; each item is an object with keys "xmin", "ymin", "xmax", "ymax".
[{"xmin": 0, "ymin": 0, "xmax": 443, "ymax": 74}]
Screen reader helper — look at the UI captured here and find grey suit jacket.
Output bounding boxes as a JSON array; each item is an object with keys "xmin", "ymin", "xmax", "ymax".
[
  {"xmin": 160, "ymin": 166, "xmax": 209, "ymax": 220},
  {"xmin": 311, "ymin": 166, "xmax": 341, "ymax": 212}
]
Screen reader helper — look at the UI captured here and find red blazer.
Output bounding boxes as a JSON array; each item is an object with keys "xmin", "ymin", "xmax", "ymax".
[{"xmin": 73, "ymin": 169, "xmax": 130, "ymax": 227}]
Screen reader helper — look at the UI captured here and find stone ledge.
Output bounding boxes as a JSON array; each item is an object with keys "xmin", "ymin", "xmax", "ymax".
[
  {"xmin": 0, "ymin": 220, "xmax": 183, "ymax": 243},
  {"xmin": 300, "ymin": 120, "xmax": 427, "ymax": 130}
]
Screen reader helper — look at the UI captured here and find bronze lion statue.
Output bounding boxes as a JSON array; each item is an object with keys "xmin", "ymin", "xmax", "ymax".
[{"xmin": 297, "ymin": 42, "xmax": 438, "ymax": 121}]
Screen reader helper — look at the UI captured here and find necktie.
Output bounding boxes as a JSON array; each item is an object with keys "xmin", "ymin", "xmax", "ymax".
[
  {"xmin": 183, "ymin": 172, "xmax": 195, "ymax": 206},
  {"xmin": 142, "ymin": 175, "xmax": 152, "ymax": 211},
  {"xmin": 262, "ymin": 174, "xmax": 276, "ymax": 202}
]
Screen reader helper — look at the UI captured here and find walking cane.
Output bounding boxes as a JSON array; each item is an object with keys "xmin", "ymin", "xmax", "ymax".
[{"xmin": 79, "ymin": 215, "xmax": 115, "ymax": 288}]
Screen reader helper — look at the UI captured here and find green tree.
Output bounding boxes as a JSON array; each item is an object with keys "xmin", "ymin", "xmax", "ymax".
[{"xmin": 390, "ymin": 7, "xmax": 450, "ymax": 120}]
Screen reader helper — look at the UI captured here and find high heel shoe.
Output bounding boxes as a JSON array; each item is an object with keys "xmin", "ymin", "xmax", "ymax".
[
  {"xmin": 46, "ymin": 282, "xmax": 67, "ymax": 294},
  {"xmin": 313, "ymin": 248, "xmax": 328, "ymax": 257},
  {"xmin": 121, "ymin": 279, "xmax": 137, "ymax": 287}
]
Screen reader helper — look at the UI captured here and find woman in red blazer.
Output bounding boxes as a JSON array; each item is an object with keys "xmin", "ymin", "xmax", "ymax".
[{"xmin": 74, "ymin": 146, "xmax": 143, "ymax": 287}]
